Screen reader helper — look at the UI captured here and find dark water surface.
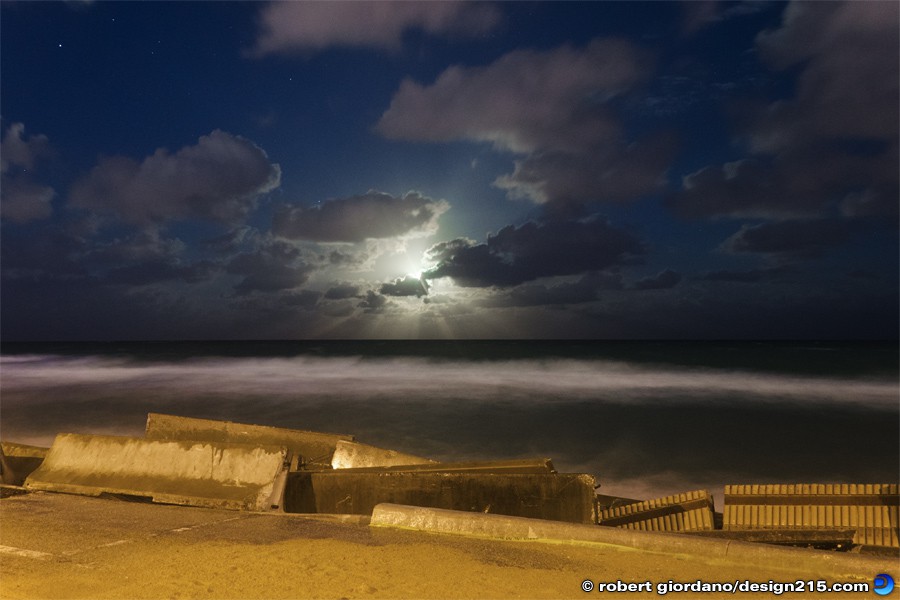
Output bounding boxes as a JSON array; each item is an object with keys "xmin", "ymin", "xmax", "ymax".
[{"xmin": 2, "ymin": 340, "xmax": 897, "ymax": 503}]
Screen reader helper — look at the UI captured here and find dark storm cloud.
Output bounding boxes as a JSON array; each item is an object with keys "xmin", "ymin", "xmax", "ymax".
[
  {"xmin": 358, "ymin": 290, "xmax": 389, "ymax": 312},
  {"xmin": 1, "ymin": 123, "xmax": 54, "ymax": 224},
  {"xmin": 376, "ymin": 39, "xmax": 671, "ymax": 209},
  {"xmin": 633, "ymin": 269, "xmax": 682, "ymax": 290},
  {"xmin": 423, "ymin": 216, "xmax": 643, "ymax": 288},
  {"xmin": 698, "ymin": 265, "xmax": 793, "ymax": 283},
  {"xmin": 282, "ymin": 290, "xmax": 322, "ymax": 309},
  {"xmin": 225, "ymin": 240, "xmax": 315, "ymax": 296},
  {"xmin": 324, "ymin": 283, "xmax": 361, "ymax": 300},
  {"xmin": 202, "ymin": 226, "xmax": 256, "ymax": 252},
  {"xmin": 667, "ymin": 1, "xmax": 899, "ymax": 221},
  {"xmin": 721, "ymin": 220, "xmax": 856, "ymax": 259},
  {"xmin": 0, "ymin": 179, "xmax": 55, "ymax": 224},
  {"xmin": 273, "ymin": 191, "xmax": 449, "ymax": 243},
  {"xmin": 478, "ymin": 271, "xmax": 623, "ymax": 308},
  {"xmin": 1, "ymin": 226, "xmax": 87, "ymax": 282},
  {"xmin": 69, "ymin": 130, "xmax": 281, "ymax": 226},
  {"xmin": 380, "ymin": 275, "xmax": 429, "ymax": 298},
  {"xmin": 105, "ymin": 260, "xmax": 216, "ymax": 286},
  {"xmin": 251, "ymin": 1, "xmax": 500, "ymax": 55},
  {"xmin": 81, "ymin": 229, "xmax": 185, "ymax": 267},
  {"xmin": 74, "ymin": 229, "xmax": 216, "ymax": 286}
]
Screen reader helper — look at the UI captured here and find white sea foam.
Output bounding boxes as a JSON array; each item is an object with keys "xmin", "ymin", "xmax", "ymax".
[{"xmin": 1, "ymin": 353, "xmax": 896, "ymax": 407}]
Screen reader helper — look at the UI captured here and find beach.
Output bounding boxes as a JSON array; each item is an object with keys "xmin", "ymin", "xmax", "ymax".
[{"xmin": 0, "ymin": 492, "xmax": 885, "ymax": 600}]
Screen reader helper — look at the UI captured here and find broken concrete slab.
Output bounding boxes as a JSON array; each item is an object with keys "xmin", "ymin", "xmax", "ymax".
[
  {"xmin": 334, "ymin": 457, "xmax": 557, "ymax": 474},
  {"xmin": 24, "ymin": 433, "xmax": 287, "ymax": 511},
  {"xmin": 145, "ymin": 413, "xmax": 353, "ymax": 466},
  {"xmin": 283, "ymin": 471, "xmax": 595, "ymax": 524},
  {"xmin": 331, "ymin": 440, "xmax": 436, "ymax": 469},
  {"xmin": 597, "ymin": 489, "xmax": 715, "ymax": 532},
  {"xmin": 0, "ymin": 442, "xmax": 48, "ymax": 486}
]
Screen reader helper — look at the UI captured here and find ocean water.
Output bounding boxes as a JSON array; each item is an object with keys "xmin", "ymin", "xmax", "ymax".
[{"xmin": 1, "ymin": 340, "xmax": 897, "ymax": 505}]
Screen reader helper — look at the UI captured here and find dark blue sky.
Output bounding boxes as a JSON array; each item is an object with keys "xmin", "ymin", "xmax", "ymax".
[{"xmin": 2, "ymin": 1, "xmax": 897, "ymax": 340}]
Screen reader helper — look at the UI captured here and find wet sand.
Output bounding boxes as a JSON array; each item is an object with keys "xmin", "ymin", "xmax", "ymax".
[{"xmin": 0, "ymin": 492, "xmax": 884, "ymax": 600}]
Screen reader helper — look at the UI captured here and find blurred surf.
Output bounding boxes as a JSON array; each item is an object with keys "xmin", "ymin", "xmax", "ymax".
[{"xmin": 1, "ymin": 340, "xmax": 896, "ymax": 504}]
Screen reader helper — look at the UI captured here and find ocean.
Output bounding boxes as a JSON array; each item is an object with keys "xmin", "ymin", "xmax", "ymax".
[{"xmin": 1, "ymin": 340, "xmax": 897, "ymax": 506}]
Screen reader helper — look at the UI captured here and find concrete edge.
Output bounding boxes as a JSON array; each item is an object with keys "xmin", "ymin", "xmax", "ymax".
[
  {"xmin": 369, "ymin": 503, "xmax": 893, "ymax": 578},
  {"xmin": 266, "ymin": 512, "xmax": 372, "ymax": 525}
]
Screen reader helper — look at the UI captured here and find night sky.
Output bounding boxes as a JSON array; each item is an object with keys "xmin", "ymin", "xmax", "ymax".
[{"xmin": 2, "ymin": 1, "xmax": 897, "ymax": 340}]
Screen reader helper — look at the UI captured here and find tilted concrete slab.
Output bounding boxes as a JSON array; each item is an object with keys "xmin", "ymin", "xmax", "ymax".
[
  {"xmin": 597, "ymin": 489, "xmax": 715, "ymax": 532},
  {"xmin": 283, "ymin": 471, "xmax": 595, "ymax": 523},
  {"xmin": 334, "ymin": 457, "xmax": 557, "ymax": 474},
  {"xmin": 331, "ymin": 440, "xmax": 436, "ymax": 469},
  {"xmin": 24, "ymin": 433, "xmax": 287, "ymax": 511},
  {"xmin": 1, "ymin": 442, "xmax": 48, "ymax": 486},
  {"xmin": 145, "ymin": 413, "xmax": 353, "ymax": 466}
]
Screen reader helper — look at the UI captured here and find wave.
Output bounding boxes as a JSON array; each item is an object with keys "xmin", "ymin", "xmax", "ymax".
[{"xmin": 1, "ymin": 353, "xmax": 896, "ymax": 408}]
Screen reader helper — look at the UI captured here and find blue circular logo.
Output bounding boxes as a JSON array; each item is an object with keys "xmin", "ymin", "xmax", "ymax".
[{"xmin": 874, "ymin": 574, "xmax": 894, "ymax": 596}]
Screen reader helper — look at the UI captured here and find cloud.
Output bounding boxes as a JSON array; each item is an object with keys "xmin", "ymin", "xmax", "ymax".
[
  {"xmin": 226, "ymin": 240, "xmax": 315, "ymax": 295},
  {"xmin": 423, "ymin": 216, "xmax": 644, "ymax": 288},
  {"xmin": 667, "ymin": 1, "xmax": 899, "ymax": 221},
  {"xmin": 324, "ymin": 283, "xmax": 361, "ymax": 300},
  {"xmin": 273, "ymin": 190, "xmax": 449, "ymax": 243},
  {"xmin": 82, "ymin": 229, "xmax": 185, "ymax": 266},
  {"xmin": 680, "ymin": 1, "xmax": 771, "ymax": 36},
  {"xmin": 1, "ymin": 122, "xmax": 50, "ymax": 172},
  {"xmin": 251, "ymin": 1, "xmax": 500, "ymax": 56},
  {"xmin": 105, "ymin": 260, "xmax": 215, "ymax": 286},
  {"xmin": 698, "ymin": 265, "xmax": 794, "ymax": 283},
  {"xmin": 494, "ymin": 133, "xmax": 676, "ymax": 205},
  {"xmin": 376, "ymin": 40, "xmax": 671, "ymax": 209},
  {"xmin": 1, "ymin": 123, "xmax": 55, "ymax": 223},
  {"xmin": 1, "ymin": 179, "xmax": 54, "ymax": 224},
  {"xmin": 754, "ymin": 1, "xmax": 898, "ymax": 145},
  {"xmin": 358, "ymin": 290, "xmax": 389, "ymax": 312},
  {"xmin": 70, "ymin": 130, "xmax": 281, "ymax": 226},
  {"xmin": 633, "ymin": 269, "xmax": 682, "ymax": 290},
  {"xmin": 721, "ymin": 220, "xmax": 856, "ymax": 258},
  {"xmin": 380, "ymin": 275, "xmax": 429, "ymax": 298},
  {"xmin": 478, "ymin": 271, "xmax": 623, "ymax": 308},
  {"xmin": 282, "ymin": 290, "xmax": 322, "ymax": 309}
]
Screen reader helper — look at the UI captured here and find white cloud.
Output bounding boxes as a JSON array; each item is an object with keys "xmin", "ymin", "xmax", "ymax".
[
  {"xmin": 377, "ymin": 39, "xmax": 646, "ymax": 154},
  {"xmin": 376, "ymin": 39, "xmax": 671, "ymax": 207},
  {"xmin": 70, "ymin": 130, "xmax": 281, "ymax": 226},
  {"xmin": 251, "ymin": 0, "xmax": 500, "ymax": 56},
  {"xmin": 1, "ymin": 123, "xmax": 50, "ymax": 173}
]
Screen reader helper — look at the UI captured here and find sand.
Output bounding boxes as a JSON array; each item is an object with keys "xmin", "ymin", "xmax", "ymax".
[{"xmin": 0, "ymin": 492, "xmax": 883, "ymax": 600}]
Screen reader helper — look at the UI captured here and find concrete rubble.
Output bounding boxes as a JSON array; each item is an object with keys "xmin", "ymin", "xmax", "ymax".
[{"xmin": 1, "ymin": 413, "xmax": 897, "ymax": 554}]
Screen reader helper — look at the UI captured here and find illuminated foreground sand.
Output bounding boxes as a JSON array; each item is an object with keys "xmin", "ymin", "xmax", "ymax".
[{"xmin": 0, "ymin": 493, "xmax": 884, "ymax": 600}]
